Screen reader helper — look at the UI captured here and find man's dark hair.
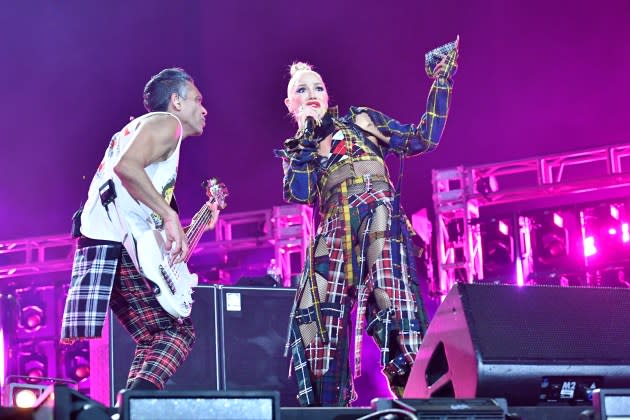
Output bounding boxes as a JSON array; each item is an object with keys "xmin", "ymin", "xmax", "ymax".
[{"xmin": 143, "ymin": 68, "xmax": 194, "ymax": 112}]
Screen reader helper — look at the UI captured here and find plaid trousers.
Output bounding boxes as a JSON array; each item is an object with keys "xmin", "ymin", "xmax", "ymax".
[
  {"xmin": 110, "ymin": 248, "xmax": 195, "ymax": 389},
  {"xmin": 61, "ymin": 241, "xmax": 195, "ymax": 389}
]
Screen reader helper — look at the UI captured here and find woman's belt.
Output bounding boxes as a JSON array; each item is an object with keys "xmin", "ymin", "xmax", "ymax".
[{"xmin": 322, "ymin": 174, "xmax": 393, "ymax": 207}]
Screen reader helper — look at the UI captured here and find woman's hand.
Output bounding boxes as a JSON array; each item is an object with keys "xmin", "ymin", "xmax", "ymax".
[
  {"xmin": 432, "ymin": 36, "xmax": 459, "ymax": 79},
  {"xmin": 295, "ymin": 105, "xmax": 321, "ymax": 132}
]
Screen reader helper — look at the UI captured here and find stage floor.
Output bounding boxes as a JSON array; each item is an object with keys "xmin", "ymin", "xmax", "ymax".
[
  {"xmin": 0, "ymin": 403, "xmax": 593, "ymax": 419},
  {"xmin": 280, "ymin": 405, "xmax": 591, "ymax": 420}
]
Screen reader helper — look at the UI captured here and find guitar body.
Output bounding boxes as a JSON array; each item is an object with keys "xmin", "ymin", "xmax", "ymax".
[
  {"xmin": 118, "ymin": 178, "xmax": 228, "ymax": 320},
  {"xmin": 134, "ymin": 228, "xmax": 198, "ymax": 319}
]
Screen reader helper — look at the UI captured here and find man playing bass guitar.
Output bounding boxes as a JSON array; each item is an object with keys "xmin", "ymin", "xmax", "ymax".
[{"xmin": 61, "ymin": 68, "xmax": 220, "ymax": 391}]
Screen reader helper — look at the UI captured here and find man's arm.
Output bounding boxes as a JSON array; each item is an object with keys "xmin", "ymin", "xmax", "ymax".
[{"xmin": 113, "ymin": 114, "xmax": 188, "ymax": 263}]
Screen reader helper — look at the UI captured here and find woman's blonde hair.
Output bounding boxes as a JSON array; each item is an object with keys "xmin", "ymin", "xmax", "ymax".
[
  {"xmin": 286, "ymin": 61, "xmax": 320, "ymax": 96},
  {"xmin": 289, "ymin": 61, "xmax": 313, "ymax": 76}
]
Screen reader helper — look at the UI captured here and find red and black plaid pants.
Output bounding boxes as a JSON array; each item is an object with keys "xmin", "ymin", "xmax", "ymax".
[{"xmin": 110, "ymin": 248, "xmax": 195, "ymax": 389}]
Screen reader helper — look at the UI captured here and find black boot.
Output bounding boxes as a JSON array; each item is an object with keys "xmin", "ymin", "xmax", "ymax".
[
  {"xmin": 383, "ymin": 355, "xmax": 411, "ymax": 398},
  {"xmin": 129, "ymin": 377, "xmax": 159, "ymax": 390}
]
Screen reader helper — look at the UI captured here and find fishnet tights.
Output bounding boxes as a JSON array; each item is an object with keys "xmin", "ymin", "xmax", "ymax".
[
  {"xmin": 362, "ymin": 205, "xmax": 391, "ymax": 310},
  {"xmin": 298, "ymin": 238, "xmax": 329, "ymax": 345},
  {"xmin": 298, "ymin": 203, "xmax": 393, "ymax": 346}
]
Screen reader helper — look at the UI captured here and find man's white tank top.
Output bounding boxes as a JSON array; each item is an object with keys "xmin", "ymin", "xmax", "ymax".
[{"xmin": 80, "ymin": 112, "xmax": 183, "ymax": 242}]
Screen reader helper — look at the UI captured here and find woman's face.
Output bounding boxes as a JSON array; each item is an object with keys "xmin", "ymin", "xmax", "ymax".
[{"xmin": 285, "ymin": 71, "xmax": 329, "ymax": 120}]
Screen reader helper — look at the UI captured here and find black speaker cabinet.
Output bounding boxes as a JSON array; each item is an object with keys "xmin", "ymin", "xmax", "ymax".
[
  {"xmin": 109, "ymin": 285, "xmax": 219, "ymax": 404},
  {"xmin": 404, "ymin": 283, "xmax": 630, "ymax": 405},
  {"xmin": 215, "ymin": 286, "xmax": 299, "ymax": 407},
  {"xmin": 592, "ymin": 388, "xmax": 630, "ymax": 420},
  {"xmin": 119, "ymin": 390, "xmax": 280, "ymax": 420},
  {"xmin": 109, "ymin": 285, "xmax": 299, "ymax": 407}
]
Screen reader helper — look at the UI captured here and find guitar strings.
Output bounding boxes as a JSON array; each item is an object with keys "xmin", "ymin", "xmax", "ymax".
[
  {"xmin": 169, "ymin": 198, "xmax": 216, "ymax": 299},
  {"xmin": 185, "ymin": 205, "xmax": 213, "ymax": 261},
  {"xmin": 164, "ymin": 184, "xmax": 224, "ymax": 311}
]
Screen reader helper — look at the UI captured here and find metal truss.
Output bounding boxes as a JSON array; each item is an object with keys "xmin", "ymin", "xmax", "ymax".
[
  {"xmin": 432, "ymin": 142, "xmax": 630, "ymax": 296},
  {"xmin": 271, "ymin": 204, "xmax": 313, "ymax": 287},
  {"xmin": 0, "ymin": 204, "xmax": 313, "ymax": 286},
  {"xmin": 0, "ymin": 235, "xmax": 76, "ymax": 280}
]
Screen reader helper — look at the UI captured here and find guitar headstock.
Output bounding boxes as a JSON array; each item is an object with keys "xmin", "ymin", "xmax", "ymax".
[{"xmin": 202, "ymin": 178, "xmax": 229, "ymax": 210}]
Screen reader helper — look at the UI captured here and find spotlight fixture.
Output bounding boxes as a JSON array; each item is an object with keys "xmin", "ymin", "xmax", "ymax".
[
  {"xmin": 19, "ymin": 305, "xmax": 45, "ymax": 333},
  {"xmin": 15, "ymin": 287, "xmax": 55, "ymax": 339},
  {"xmin": 475, "ymin": 175, "xmax": 499, "ymax": 199},
  {"xmin": 8, "ymin": 382, "xmax": 47, "ymax": 408},
  {"xmin": 21, "ymin": 353, "xmax": 47, "ymax": 380},
  {"xmin": 581, "ymin": 203, "xmax": 628, "ymax": 267},
  {"xmin": 3, "ymin": 376, "xmax": 78, "ymax": 408},
  {"xmin": 65, "ymin": 342, "xmax": 90, "ymax": 383},
  {"xmin": 529, "ymin": 209, "xmax": 576, "ymax": 280}
]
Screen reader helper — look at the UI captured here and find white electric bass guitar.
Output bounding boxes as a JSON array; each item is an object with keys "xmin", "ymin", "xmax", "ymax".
[{"xmin": 127, "ymin": 178, "xmax": 228, "ymax": 319}]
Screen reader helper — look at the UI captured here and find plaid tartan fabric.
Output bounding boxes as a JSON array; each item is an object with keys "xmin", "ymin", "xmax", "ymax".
[
  {"xmin": 110, "ymin": 248, "xmax": 195, "ymax": 389},
  {"xmin": 288, "ymin": 183, "xmax": 424, "ymax": 406},
  {"xmin": 282, "ymin": 51, "xmax": 456, "ymax": 406},
  {"xmin": 61, "ymin": 242, "xmax": 194, "ymax": 389},
  {"xmin": 61, "ymin": 242, "xmax": 121, "ymax": 340},
  {"xmin": 350, "ymin": 189, "xmax": 422, "ymax": 373},
  {"xmin": 277, "ymin": 67, "xmax": 454, "ymax": 208}
]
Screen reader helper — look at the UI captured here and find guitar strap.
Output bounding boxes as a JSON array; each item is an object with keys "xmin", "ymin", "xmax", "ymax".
[
  {"xmin": 99, "ymin": 179, "xmax": 144, "ymax": 276},
  {"xmin": 170, "ymin": 193, "xmax": 179, "ymax": 214}
]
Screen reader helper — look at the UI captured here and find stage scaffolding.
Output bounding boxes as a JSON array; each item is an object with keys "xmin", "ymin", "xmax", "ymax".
[
  {"xmin": 0, "ymin": 204, "xmax": 312, "ymax": 287},
  {"xmin": 0, "ymin": 204, "xmax": 313, "ymax": 402},
  {"xmin": 432, "ymin": 142, "xmax": 630, "ymax": 297}
]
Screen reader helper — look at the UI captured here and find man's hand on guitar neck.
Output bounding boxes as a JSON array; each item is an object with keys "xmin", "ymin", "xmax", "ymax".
[{"xmin": 164, "ymin": 211, "xmax": 189, "ymax": 265}]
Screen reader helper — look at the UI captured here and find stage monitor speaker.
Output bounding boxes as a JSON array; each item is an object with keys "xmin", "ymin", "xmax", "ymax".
[
  {"xmin": 404, "ymin": 283, "xmax": 630, "ymax": 406},
  {"xmin": 371, "ymin": 397, "xmax": 507, "ymax": 419},
  {"xmin": 110, "ymin": 285, "xmax": 219, "ymax": 404},
  {"xmin": 592, "ymin": 388, "xmax": 630, "ymax": 420},
  {"xmin": 34, "ymin": 384, "xmax": 111, "ymax": 420},
  {"xmin": 215, "ymin": 286, "xmax": 299, "ymax": 407},
  {"xmin": 119, "ymin": 389, "xmax": 280, "ymax": 420}
]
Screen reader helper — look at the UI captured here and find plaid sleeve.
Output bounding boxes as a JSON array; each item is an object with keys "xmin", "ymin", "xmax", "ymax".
[
  {"xmin": 356, "ymin": 74, "xmax": 453, "ymax": 157},
  {"xmin": 275, "ymin": 138, "xmax": 320, "ymax": 205}
]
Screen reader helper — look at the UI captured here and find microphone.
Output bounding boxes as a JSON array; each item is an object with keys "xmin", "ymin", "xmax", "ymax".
[
  {"xmin": 283, "ymin": 115, "xmax": 326, "ymax": 151},
  {"xmin": 283, "ymin": 119, "xmax": 314, "ymax": 151},
  {"xmin": 303, "ymin": 116, "xmax": 316, "ymax": 139}
]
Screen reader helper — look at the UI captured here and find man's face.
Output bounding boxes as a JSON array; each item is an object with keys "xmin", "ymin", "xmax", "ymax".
[{"xmin": 179, "ymin": 81, "xmax": 207, "ymax": 136}]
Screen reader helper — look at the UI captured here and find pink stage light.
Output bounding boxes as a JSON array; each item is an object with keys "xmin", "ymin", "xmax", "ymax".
[
  {"xmin": 584, "ymin": 236, "xmax": 597, "ymax": 257},
  {"xmin": 0, "ymin": 327, "xmax": 4, "ymax": 384},
  {"xmin": 609, "ymin": 228, "xmax": 618, "ymax": 235},
  {"xmin": 610, "ymin": 205, "xmax": 620, "ymax": 220},
  {"xmin": 553, "ymin": 212, "xmax": 564, "ymax": 228},
  {"xmin": 515, "ymin": 258, "xmax": 524, "ymax": 286},
  {"xmin": 498, "ymin": 220, "xmax": 509, "ymax": 236},
  {"xmin": 21, "ymin": 305, "xmax": 44, "ymax": 333},
  {"xmin": 14, "ymin": 388, "xmax": 39, "ymax": 408},
  {"xmin": 622, "ymin": 223, "xmax": 629, "ymax": 243}
]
